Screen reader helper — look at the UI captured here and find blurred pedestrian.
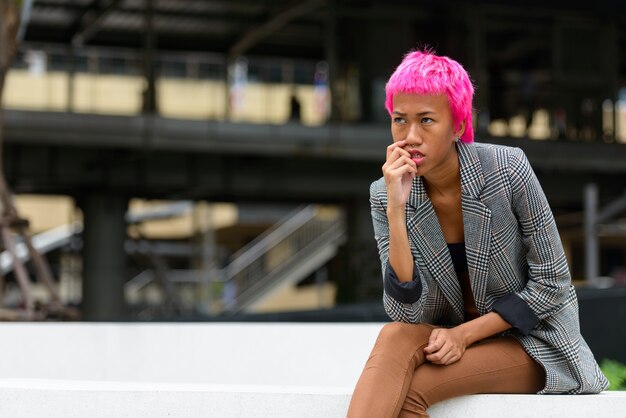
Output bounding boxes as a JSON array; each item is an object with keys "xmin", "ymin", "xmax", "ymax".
[
  {"xmin": 346, "ymin": 49, "xmax": 608, "ymax": 418},
  {"xmin": 289, "ymin": 92, "xmax": 301, "ymax": 123}
]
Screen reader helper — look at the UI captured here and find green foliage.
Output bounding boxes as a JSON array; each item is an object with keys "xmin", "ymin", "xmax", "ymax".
[{"xmin": 600, "ymin": 359, "xmax": 626, "ymax": 391}]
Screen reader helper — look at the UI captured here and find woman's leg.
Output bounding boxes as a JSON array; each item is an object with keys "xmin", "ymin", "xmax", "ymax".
[
  {"xmin": 398, "ymin": 335, "xmax": 545, "ymax": 418},
  {"xmin": 346, "ymin": 322, "xmax": 435, "ymax": 418}
]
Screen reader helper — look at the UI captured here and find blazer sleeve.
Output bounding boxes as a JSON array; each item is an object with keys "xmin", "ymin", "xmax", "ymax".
[
  {"xmin": 370, "ymin": 180, "xmax": 426, "ymax": 323},
  {"xmin": 492, "ymin": 148, "xmax": 571, "ymax": 334}
]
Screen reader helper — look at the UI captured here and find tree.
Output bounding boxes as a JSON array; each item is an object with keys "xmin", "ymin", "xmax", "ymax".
[{"xmin": 0, "ymin": 0, "xmax": 74, "ymax": 319}]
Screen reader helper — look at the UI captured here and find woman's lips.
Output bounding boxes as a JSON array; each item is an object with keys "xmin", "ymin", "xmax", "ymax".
[{"xmin": 408, "ymin": 150, "xmax": 425, "ymax": 165}]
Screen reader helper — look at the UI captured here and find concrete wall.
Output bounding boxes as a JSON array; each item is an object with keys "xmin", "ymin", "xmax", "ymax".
[
  {"xmin": 0, "ymin": 323, "xmax": 380, "ymax": 386},
  {"xmin": 0, "ymin": 323, "xmax": 623, "ymax": 418}
]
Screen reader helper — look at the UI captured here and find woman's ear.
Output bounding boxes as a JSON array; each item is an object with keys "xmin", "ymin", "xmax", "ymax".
[{"xmin": 456, "ymin": 121, "xmax": 466, "ymax": 139}]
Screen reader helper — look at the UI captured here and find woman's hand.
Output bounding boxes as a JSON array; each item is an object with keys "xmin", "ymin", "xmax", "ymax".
[
  {"xmin": 423, "ymin": 327, "xmax": 468, "ymax": 365},
  {"xmin": 423, "ymin": 313, "xmax": 512, "ymax": 366},
  {"xmin": 382, "ymin": 140, "xmax": 417, "ymax": 211}
]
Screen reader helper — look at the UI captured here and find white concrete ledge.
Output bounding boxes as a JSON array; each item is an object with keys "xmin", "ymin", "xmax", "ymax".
[
  {"xmin": 0, "ymin": 380, "xmax": 352, "ymax": 418},
  {"xmin": 0, "ymin": 379, "xmax": 623, "ymax": 418},
  {"xmin": 0, "ymin": 323, "xmax": 623, "ymax": 417}
]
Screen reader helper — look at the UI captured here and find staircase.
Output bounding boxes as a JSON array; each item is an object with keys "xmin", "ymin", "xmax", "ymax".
[
  {"xmin": 220, "ymin": 205, "xmax": 347, "ymax": 314},
  {"xmin": 3, "ymin": 203, "xmax": 347, "ymax": 316}
]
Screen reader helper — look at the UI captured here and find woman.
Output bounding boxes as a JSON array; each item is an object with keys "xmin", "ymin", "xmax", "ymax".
[{"xmin": 346, "ymin": 50, "xmax": 608, "ymax": 418}]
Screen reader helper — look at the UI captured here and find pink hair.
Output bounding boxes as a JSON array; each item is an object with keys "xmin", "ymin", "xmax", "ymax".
[{"xmin": 385, "ymin": 49, "xmax": 475, "ymax": 143}]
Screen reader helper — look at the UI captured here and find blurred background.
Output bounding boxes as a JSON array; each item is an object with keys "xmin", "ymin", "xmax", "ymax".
[{"xmin": 0, "ymin": 0, "xmax": 625, "ymax": 358}]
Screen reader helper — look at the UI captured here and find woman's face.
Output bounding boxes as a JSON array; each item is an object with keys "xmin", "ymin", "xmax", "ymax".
[{"xmin": 391, "ymin": 92, "xmax": 463, "ymax": 180}]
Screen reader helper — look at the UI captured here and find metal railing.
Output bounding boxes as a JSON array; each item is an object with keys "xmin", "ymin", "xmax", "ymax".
[
  {"xmin": 6, "ymin": 45, "xmax": 327, "ymax": 125},
  {"xmin": 220, "ymin": 205, "xmax": 346, "ymax": 313},
  {"xmin": 123, "ymin": 204, "xmax": 346, "ymax": 316}
]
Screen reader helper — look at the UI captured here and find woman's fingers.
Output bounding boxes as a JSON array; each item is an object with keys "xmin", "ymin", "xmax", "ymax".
[
  {"xmin": 423, "ymin": 329, "xmax": 443, "ymax": 353},
  {"xmin": 383, "ymin": 140, "xmax": 415, "ymax": 181},
  {"xmin": 432, "ymin": 345, "xmax": 460, "ymax": 365},
  {"xmin": 424, "ymin": 328, "xmax": 465, "ymax": 365},
  {"xmin": 386, "ymin": 140, "xmax": 407, "ymax": 160},
  {"xmin": 385, "ymin": 141, "xmax": 411, "ymax": 166},
  {"xmin": 383, "ymin": 140, "xmax": 416, "ymax": 208},
  {"xmin": 437, "ymin": 351, "xmax": 460, "ymax": 366},
  {"xmin": 426, "ymin": 343, "xmax": 458, "ymax": 365},
  {"xmin": 425, "ymin": 347, "xmax": 447, "ymax": 364},
  {"xmin": 384, "ymin": 150, "xmax": 416, "ymax": 172},
  {"xmin": 384, "ymin": 156, "xmax": 416, "ymax": 175}
]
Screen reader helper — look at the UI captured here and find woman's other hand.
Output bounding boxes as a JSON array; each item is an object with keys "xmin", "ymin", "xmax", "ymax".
[
  {"xmin": 423, "ymin": 327, "xmax": 468, "ymax": 365},
  {"xmin": 383, "ymin": 139, "xmax": 417, "ymax": 211}
]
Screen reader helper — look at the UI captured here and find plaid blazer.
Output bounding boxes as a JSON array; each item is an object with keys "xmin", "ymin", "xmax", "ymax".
[{"xmin": 370, "ymin": 141, "xmax": 608, "ymax": 394}]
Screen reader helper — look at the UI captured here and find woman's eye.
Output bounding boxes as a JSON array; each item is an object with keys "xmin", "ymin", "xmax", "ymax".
[
  {"xmin": 393, "ymin": 117, "xmax": 406, "ymax": 124},
  {"xmin": 421, "ymin": 117, "xmax": 433, "ymax": 124}
]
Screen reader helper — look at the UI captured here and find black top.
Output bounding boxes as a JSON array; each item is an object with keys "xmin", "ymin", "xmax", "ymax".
[
  {"xmin": 447, "ymin": 243, "xmax": 479, "ymax": 321},
  {"xmin": 447, "ymin": 242, "xmax": 468, "ymax": 274}
]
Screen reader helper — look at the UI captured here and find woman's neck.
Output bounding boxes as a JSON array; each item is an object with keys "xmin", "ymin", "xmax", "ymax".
[{"xmin": 424, "ymin": 154, "xmax": 461, "ymax": 199}]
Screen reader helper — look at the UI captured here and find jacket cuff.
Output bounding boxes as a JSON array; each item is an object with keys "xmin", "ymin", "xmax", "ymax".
[
  {"xmin": 383, "ymin": 261, "xmax": 422, "ymax": 304},
  {"xmin": 491, "ymin": 293, "xmax": 539, "ymax": 335}
]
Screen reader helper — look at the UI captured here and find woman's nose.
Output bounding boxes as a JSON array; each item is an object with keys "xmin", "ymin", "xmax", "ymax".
[{"xmin": 405, "ymin": 124, "xmax": 422, "ymax": 144}]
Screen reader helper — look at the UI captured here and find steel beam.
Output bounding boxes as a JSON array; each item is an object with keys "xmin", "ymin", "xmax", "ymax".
[
  {"xmin": 72, "ymin": 0, "xmax": 124, "ymax": 47},
  {"xmin": 228, "ymin": 0, "xmax": 325, "ymax": 60}
]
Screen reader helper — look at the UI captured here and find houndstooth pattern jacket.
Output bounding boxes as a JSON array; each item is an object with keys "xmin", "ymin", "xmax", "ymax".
[{"xmin": 370, "ymin": 141, "xmax": 608, "ymax": 394}]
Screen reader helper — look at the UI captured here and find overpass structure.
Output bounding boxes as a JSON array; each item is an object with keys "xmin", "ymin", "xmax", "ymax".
[
  {"xmin": 4, "ymin": 108, "xmax": 626, "ymax": 320},
  {"xmin": 5, "ymin": 109, "xmax": 626, "ymax": 205}
]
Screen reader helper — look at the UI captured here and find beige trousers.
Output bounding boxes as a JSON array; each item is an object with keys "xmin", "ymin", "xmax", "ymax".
[{"xmin": 346, "ymin": 322, "xmax": 545, "ymax": 418}]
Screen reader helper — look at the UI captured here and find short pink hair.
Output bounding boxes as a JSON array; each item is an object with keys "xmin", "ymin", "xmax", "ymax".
[{"xmin": 385, "ymin": 49, "xmax": 475, "ymax": 143}]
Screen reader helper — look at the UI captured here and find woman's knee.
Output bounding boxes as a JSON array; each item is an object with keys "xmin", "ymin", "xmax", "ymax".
[{"xmin": 375, "ymin": 322, "xmax": 433, "ymax": 353}]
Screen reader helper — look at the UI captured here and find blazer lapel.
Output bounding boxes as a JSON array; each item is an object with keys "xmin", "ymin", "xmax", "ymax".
[
  {"xmin": 406, "ymin": 177, "xmax": 464, "ymax": 322},
  {"xmin": 458, "ymin": 143, "xmax": 492, "ymax": 314}
]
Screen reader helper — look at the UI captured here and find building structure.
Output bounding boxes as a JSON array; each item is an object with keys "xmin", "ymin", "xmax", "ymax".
[{"xmin": 2, "ymin": 0, "xmax": 625, "ymax": 319}]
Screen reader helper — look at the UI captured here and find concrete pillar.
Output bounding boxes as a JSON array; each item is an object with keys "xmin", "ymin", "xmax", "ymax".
[
  {"xmin": 325, "ymin": 0, "xmax": 340, "ymax": 123},
  {"xmin": 81, "ymin": 194, "xmax": 128, "ymax": 320},
  {"xmin": 336, "ymin": 198, "xmax": 379, "ymax": 303},
  {"xmin": 66, "ymin": 47, "xmax": 75, "ymax": 112},
  {"xmin": 584, "ymin": 183, "xmax": 599, "ymax": 284},
  {"xmin": 142, "ymin": 0, "xmax": 158, "ymax": 114},
  {"xmin": 466, "ymin": 6, "xmax": 489, "ymax": 136}
]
